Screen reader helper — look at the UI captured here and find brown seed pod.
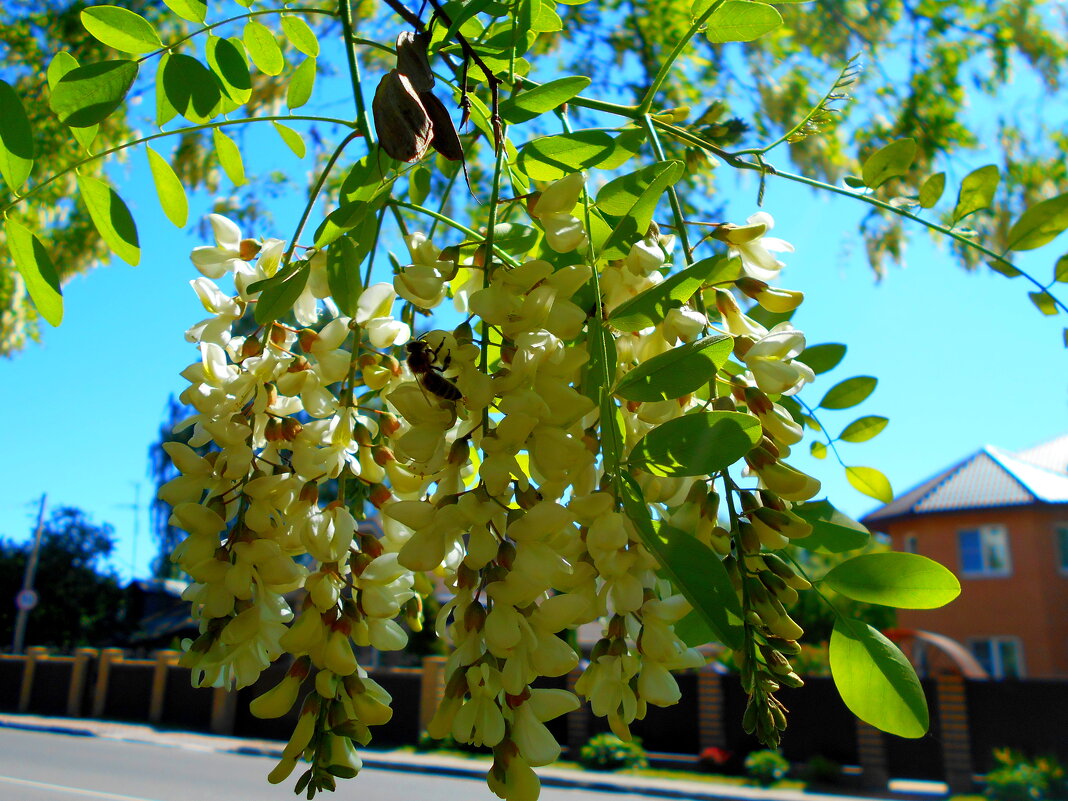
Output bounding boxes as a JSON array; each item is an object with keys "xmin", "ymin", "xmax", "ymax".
[
  {"xmin": 395, "ymin": 31, "xmax": 435, "ymax": 92},
  {"xmin": 372, "ymin": 69, "xmax": 432, "ymax": 163},
  {"xmin": 419, "ymin": 90, "xmax": 464, "ymax": 161}
]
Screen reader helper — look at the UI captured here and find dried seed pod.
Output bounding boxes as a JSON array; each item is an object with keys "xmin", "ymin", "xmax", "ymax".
[
  {"xmin": 420, "ymin": 90, "xmax": 464, "ymax": 161},
  {"xmin": 372, "ymin": 69, "xmax": 432, "ymax": 163},
  {"xmin": 395, "ymin": 31, "xmax": 435, "ymax": 92}
]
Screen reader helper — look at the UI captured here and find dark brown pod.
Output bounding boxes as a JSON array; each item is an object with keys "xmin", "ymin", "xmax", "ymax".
[
  {"xmin": 395, "ymin": 31, "xmax": 435, "ymax": 93},
  {"xmin": 372, "ymin": 69, "xmax": 432, "ymax": 163},
  {"xmin": 420, "ymin": 90, "xmax": 464, "ymax": 161}
]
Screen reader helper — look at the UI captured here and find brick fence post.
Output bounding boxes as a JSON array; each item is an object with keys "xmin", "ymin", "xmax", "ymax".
[
  {"xmin": 565, "ymin": 666, "xmax": 589, "ymax": 758},
  {"xmin": 697, "ymin": 666, "xmax": 727, "ymax": 752},
  {"xmin": 18, "ymin": 646, "xmax": 48, "ymax": 713},
  {"xmin": 936, "ymin": 673, "xmax": 975, "ymax": 793},
  {"xmin": 210, "ymin": 688, "xmax": 237, "ymax": 735},
  {"xmin": 856, "ymin": 719, "xmax": 889, "ymax": 790},
  {"xmin": 419, "ymin": 656, "xmax": 447, "ymax": 732},
  {"xmin": 149, "ymin": 650, "xmax": 181, "ymax": 724},
  {"xmin": 92, "ymin": 648, "xmax": 124, "ymax": 718},
  {"xmin": 67, "ymin": 648, "xmax": 98, "ymax": 717}
]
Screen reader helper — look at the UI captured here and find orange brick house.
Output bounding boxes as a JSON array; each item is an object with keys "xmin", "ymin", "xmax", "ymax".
[{"xmin": 862, "ymin": 435, "xmax": 1068, "ymax": 679}]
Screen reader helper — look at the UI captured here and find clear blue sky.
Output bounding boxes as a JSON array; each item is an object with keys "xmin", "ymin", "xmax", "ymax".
[{"xmin": 1, "ymin": 40, "xmax": 1065, "ymax": 582}]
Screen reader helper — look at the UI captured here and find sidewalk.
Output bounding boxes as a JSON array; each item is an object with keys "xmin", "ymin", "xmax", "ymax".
[{"xmin": 0, "ymin": 713, "xmax": 937, "ymax": 801}]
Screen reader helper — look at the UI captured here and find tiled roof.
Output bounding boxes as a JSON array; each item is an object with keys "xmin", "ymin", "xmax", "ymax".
[{"xmin": 862, "ymin": 434, "xmax": 1068, "ymax": 524}]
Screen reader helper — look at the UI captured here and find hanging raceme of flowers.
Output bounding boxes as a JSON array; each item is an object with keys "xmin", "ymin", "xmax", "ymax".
[{"xmin": 165, "ymin": 173, "xmax": 829, "ymax": 800}]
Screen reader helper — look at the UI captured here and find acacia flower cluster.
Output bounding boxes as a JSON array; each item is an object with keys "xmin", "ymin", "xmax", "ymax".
[{"xmin": 165, "ymin": 174, "xmax": 827, "ymax": 799}]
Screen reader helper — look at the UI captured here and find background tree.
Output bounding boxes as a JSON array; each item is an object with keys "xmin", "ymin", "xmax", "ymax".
[
  {"xmin": 0, "ymin": 506, "xmax": 128, "ymax": 649},
  {"xmin": 1, "ymin": 0, "xmax": 1065, "ymax": 358}
]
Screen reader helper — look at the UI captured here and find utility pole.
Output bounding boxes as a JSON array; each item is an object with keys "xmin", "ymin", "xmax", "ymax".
[{"xmin": 11, "ymin": 494, "xmax": 47, "ymax": 655}]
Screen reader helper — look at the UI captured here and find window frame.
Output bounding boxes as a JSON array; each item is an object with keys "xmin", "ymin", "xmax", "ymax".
[
  {"xmin": 1056, "ymin": 524, "xmax": 1068, "ymax": 574},
  {"xmin": 957, "ymin": 524, "xmax": 1012, "ymax": 578},
  {"xmin": 967, "ymin": 636, "xmax": 1025, "ymax": 679}
]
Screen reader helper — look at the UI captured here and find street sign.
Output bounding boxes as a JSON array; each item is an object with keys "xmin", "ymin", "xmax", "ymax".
[{"xmin": 15, "ymin": 588, "xmax": 38, "ymax": 611}]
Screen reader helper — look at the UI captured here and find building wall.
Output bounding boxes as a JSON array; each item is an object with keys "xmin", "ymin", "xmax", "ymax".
[{"xmin": 882, "ymin": 505, "xmax": 1068, "ymax": 678}]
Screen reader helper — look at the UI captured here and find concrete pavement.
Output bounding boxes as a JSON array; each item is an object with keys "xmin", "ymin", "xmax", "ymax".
[{"xmin": 0, "ymin": 713, "xmax": 936, "ymax": 801}]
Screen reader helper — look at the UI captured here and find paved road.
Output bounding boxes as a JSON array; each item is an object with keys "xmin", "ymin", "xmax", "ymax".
[{"xmin": 0, "ymin": 729, "xmax": 654, "ymax": 801}]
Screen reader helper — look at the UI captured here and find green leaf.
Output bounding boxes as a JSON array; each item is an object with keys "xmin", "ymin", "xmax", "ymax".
[
  {"xmin": 274, "ymin": 122, "xmax": 306, "ymax": 158},
  {"xmin": 340, "ymin": 145, "xmax": 397, "ymax": 203},
  {"xmin": 163, "ymin": 0, "xmax": 207, "ymax": 23},
  {"xmin": 861, "ymin": 139, "xmax": 916, "ymax": 189},
  {"xmin": 327, "ymin": 236, "xmax": 365, "ymax": 318},
  {"xmin": 4, "ymin": 220, "xmax": 62, "ymax": 326},
  {"xmin": 1055, "ymin": 255, "xmax": 1068, "ymax": 284},
  {"xmin": 609, "ymin": 254, "xmax": 738, "ymax": 332},
  {"xmin": 583, "ymin": 318, "xmax": 618, "ymax": 410},
  {"xmin": 703, "ymin": 0, "xmax": 782, "ymax": 43},
  {"xmin": 50, "ymin": 60, "xmax": 138, "ymax": 128},
  {"xmin": 655, "ymin": 523, "xmax": 745, "ymax": 648},
  {"xmin": 254, "ymin": 263, "xmax": 310, "ymax": 325},
  {"xmin": 46, "ymin": 53, "xmax": 97, "ymax": 150},
  {"xmin": 952, "ymin": 164, "xmax": 999, "ymax": 224},
  {"xmin": 81, "ymin": 6, "xmax": 162, "ymax": 55},
  {"xmin": 499, "ymin": 76, "xmax": 590, "ymax": 124},
  {"xmin": 314, "ymin": 201, "xmax": 371, "ymax": 249},
  {"xmin": 988, "ymin": 258, "xmax": 1020, "ymax": 278},
  {"xmin": 492, "ymin": 222, "xmax": 540, "ymax": 254},
  {"xmin": 75, "ymin": 174, "xmax": 139, "ymax": 266},
  {"xmin": 0, "ymin": 79, "xmax": 34, "ymax": 193},
  {"xmin": 810, "ymin": 441, "xmax": 827, "ymax": 459},
  {"xmin": 162, "ymin": 54, "xmax": 222, "ymax": 124},
  {"xmin": 1029, "ymin": 291, "xmax": 1058, "ymax": 316},
  {"xmin": 281, "ymin": 14, "xmax": 320, "ymax": 57},
  {"xmin": 600, "ymin": 161, "xmax": 684, "ymax": 259},
  {"xmin": 596, "ymin": 160, "xmax": 682, "ymax": 215},
  {"xmin": 845, "ymin": 466, "xmax": 893, "ymax": 503},
  {"xmin": 155, "ymin": 53, "xmax": 177, "ymax": 127},
  {"xmin": 628, "ymin": 411, "xmax": 761, "ymax": 477},
  {"xmin": 410, "ymin": 166, "xmax": 432, "ymax": 207},
  {"xmin": 918, "ymin": 172, "xmax": 945, "ymax": 209},
  {"xmin": 213, "ymin": 128, "xmax": 246, "ymax": 186},
  {"xmin": 831, "ymin": 620, "xmax": 928, "ymax": 738},
  {"xmin": 619, "ymin": 474, "xmax": 743, "ymax": 649},
  {"xmin": 791, "ymin": 499, "xmax": 870, "ymax": 553},
  {"xmin": 825, "ymin": 553, "xmax": 960, "ymax": 609},
  {"xmin": 614, "ymin": 335, "xmax": 733, "ymax": 401},
  {"xmin": 287, "ymin": 57, "xmax": 317, "ymax": 110},
  {"xmin": 1004, "ymin": 193, "xmax": 1068, "ymax": 252},
  {"xmin": 839, "ymin": 415, "xmax": 888, "ymax": 443},
  {"xmin": 244, "ymin": 20, "xmax": 284, "ymax": 76},
  {"xmin": 207, "ymin": 36, "xmax": 252, "ymax": 107},
  {"xmin": 146, "ymin": 146, "xmax": 188, "ymax": 227},
  {"xmin": 518, "ymin": 129, "xmax": 643, "ymax": 181},
  {"xmin": 795, "ymin": 342, "xmax": 845, "ymax": 374},
  {"xmin": 819, "ymin": 375, "xmax": 876, "ymax": 410}
]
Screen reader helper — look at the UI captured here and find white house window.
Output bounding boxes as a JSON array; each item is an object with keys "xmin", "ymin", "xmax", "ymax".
[
  {"xmin": 969, "ymin": 637, "xmax": 1023, "ymax": 679},
  {"xmin": 958, "ymin": 525, "xmax": 1011, "ymax": 576},
  {"xmin": 1057, "ymin": 525, "xmax": 1068, "ymax": 573},
  {"xmin": 903, "ymin": 534, "xmax": 919, "ymax": 554}
]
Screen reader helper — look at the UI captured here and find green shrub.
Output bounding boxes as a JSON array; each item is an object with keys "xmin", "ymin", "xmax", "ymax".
[
  {"xmin": 803, "ymin": 755, "xmax": 842, "ymax": 785},
  {"xmin": 985, "ymin": 750, "xmax": 1067, "ymax": 801},
  {"xmin": 415, "ymin": 730, "xmax": 455, "ymax": 751},
  {"xmin": 578, "ymin": 733, "xmax": 648, "ymax": 772},
  {"xmin": 745, "ymin": 749, "xmax": 790, "ymax": 786}
]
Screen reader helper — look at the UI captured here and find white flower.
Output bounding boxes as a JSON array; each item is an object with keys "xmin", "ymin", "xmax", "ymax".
[
  {"xmin": 743, "ymin": 322, "xmax": 814, "ymax": 396},
  {"xmin": 728, "ymin": 212, "xmax": 794, "ymax": 282},
  {"xmin": 191, "ymin": 215, "xmax": 248, "ymax": 278},
  {"xmin": 529, "ymin": 173, "xmax": 588, "ymax": 253}
]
